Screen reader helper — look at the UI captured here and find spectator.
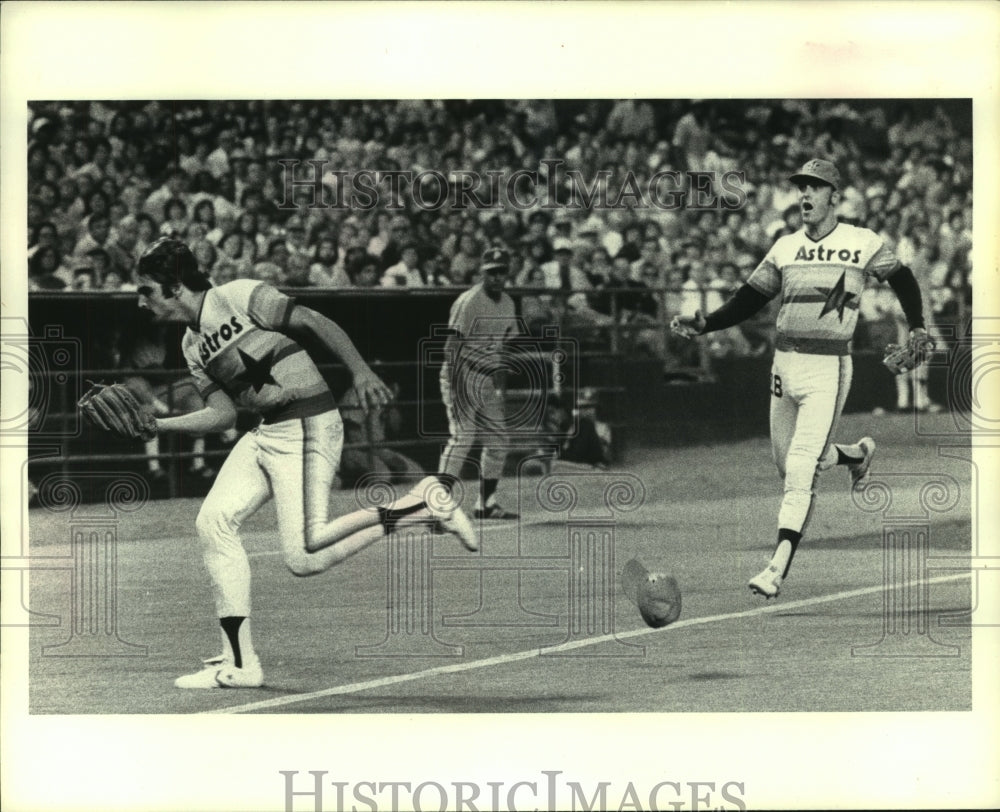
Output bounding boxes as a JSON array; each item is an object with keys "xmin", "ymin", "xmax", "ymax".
[
  {"xmin": 631, "ymin": 237, "xmax": 669, "ymax": 284},
  {"xmin": 585, "ymin": 246, "xmax": 614, "ymax": 288},
  {"xmin": 191, "ymin": 198, "xmax": 218, "ymax": 238},
  {"xmin": 352, "ymin": 255, "xmax": 382, "ymax": 288},
  {"xmin": 70, "ymin": 267, "xmax": 96, "ymax": 291},
  {"xmin": 423, "ymin": 254, "xmax": 454, "ymax": 287},
  {"xmin": 381, "ymin": 243, "xmax": 425, "ymax": 287},
  {"xmin": 102, "ymin": 267, "xmax": 135, "ymax": 292},
  {"xmin": 309, "ymin": 234, "xmax": 351, "ymax": 287},
  {"xmin": 672, "ymin": 100, "xmax": 711, "ymax": 171},
  {"xmin": 85, "ymin": 248, "xmax": 113, "ymax": 287},
  {"xmin": 76, "ymin": 189, "xmax": 111, "ymax": 240},
  {"xmin": 449, "ymin": 233, "xmax": 481, "ymax": 284},
  {"xmin": 541, "ymin": 238, "xmax": 609, "ymax": 335},
  {"xmin": 29, "ymin": 245, "xmax": 73, "ymax": 289},
  {"xmin": 616, "ymin": 221, "xmax": 644, "ymax": 263},
  {"xmin": 515, "ymin": 259, "xmax": 557, "ymax": 335},
  {"xmin": 252, "ymin": 260, "xmax": 285, "ymax": 286},
  {"xmin": 606, "ymin": 99, "xmax": 656, "ymax": 143},
  {"xmin": 28, "ymin": 220, "xmax": 60, "ymax": 258},
  {"xmin": 26, "ymin": 98, "xmax": 971, "ymax": 362},
  {"xmin": 191, "ymin": 240, "xmax": 218, "ymax": 276},
  {"xmin": 162, "ymin": 197, "xmax": 190, "ymax": 236},
  {"xmin": 72, "ymin": 211, "xmax": 113, "ymax": 265},
  {"xmin": 143, "ymin": 167, "xmax": 189, "ymax": 223},
  {"xmin": 134, "ymin": 212, "xmax": 159, "ymax": 256},
  {"xmin": 105, "ymin": 214, "xmax": 140, "ymax": 278}
]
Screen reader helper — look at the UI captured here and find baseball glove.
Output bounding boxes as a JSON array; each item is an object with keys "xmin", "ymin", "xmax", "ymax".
[
  {"xmin": 78, "ymin": 382, "xmax": 157, "ymax": 441},
  {"xmin": 883, "ymin": 327, "xmax": 936, "ymax": 374},
  {"xmin": 621, "ymin": 558, "xmax": 682, "ymax": 629}
]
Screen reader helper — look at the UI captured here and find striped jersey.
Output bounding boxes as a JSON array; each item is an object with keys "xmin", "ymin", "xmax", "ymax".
[
  {"xmin": 444, "ymin": 283, "xmax": 519, "ymax": 377},
  {"xmin": 747, "ymin": 222, "xmax": 900, "ymax": 349},
  {"xmin": 181, "ymin": 280, "xmax": 334, "ymax": 422}
]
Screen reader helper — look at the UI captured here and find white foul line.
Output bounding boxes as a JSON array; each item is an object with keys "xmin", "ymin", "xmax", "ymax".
[{"xmin": 203, "ymin": 572, "xmax": 971, "ymax": 714}]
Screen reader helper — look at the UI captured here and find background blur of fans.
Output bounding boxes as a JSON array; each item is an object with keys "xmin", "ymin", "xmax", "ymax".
[{"xmin": 27, "ymin": 99, "xmax": 972, "ymax": 364}]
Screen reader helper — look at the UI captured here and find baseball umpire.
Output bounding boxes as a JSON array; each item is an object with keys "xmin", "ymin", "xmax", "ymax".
[
  {"xmin": 672, "ymin": 159, "xmax": 935, "ymax": 599},
  {"xmin": 83, "ymin": 237, "xmax": 477, "ymax": 689}
]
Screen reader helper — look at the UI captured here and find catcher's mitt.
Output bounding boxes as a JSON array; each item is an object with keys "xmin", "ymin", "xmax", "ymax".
[
  {"xmin": 78, "ymin": 382, "xmax": 157, "ymax": 441},
  {"xmin": 883, "ymin": 327, "xmax": 936, "ymax": 375}
]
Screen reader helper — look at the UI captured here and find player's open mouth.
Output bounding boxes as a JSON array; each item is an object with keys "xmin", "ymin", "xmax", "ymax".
[{"xmin": 802, "ymin": 202, "xmax": 814, "ymax": 213}]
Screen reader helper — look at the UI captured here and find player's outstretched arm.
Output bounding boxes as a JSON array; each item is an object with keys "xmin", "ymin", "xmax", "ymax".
[
  {"xmin": 885, "ymin": 265, "xmax": 926, "ymax": 331},
  {"xmin": 670, "ymin": 283, "xmax": 772, "ymax": 339},
  {"xmin": 156, "ymin": 389, "xmax": 237, "ymax": 435},
  {"xmin": 670, "ymin": 310, "xmax": 707, "ymax": 338},
  {"xmin": 287, "ymin": 306, "xmax": 393, "ymax": 412},
  {"xmin": 882, "ymin": 265, "xmax": 934, "ymax": 373}
]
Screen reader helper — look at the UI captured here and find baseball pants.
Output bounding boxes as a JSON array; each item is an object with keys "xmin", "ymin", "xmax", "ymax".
[
  {"xmin": 769, "ymin": 351, "xmax": 853, "ymax": 535},
  {"xmin": 438, "ymin": 369, "xmax": 509, "ymax": 480},
  {"xmin": 195, "ymin": 409, "xmax": 426, "ymax": 618}
]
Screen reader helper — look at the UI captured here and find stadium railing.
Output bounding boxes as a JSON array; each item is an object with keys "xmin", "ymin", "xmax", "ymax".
[{"xmin": 23, "ymin": 285, "xmax": 969, "ymax": 500}]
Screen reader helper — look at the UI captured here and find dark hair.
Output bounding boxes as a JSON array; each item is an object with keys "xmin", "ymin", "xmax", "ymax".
[
  {"xmin": 30, "ymin": 220, "xmax": 59, "ymax": 247},
  {"xmin": 29, "ymin": 245, "xmax": 61, "ymax": 277},
  {"xmin": 135, "ymin": 212, "xmax": 158, "ymax": 235},
  {"xmin": 136, "ymin": 237, "xmax": 212, "ymax": 295},
  {"xmin": 85, "ymin": 189, "xmax": 111, "ymax": 216},
  {"xmin": 194, "ymin": 198, "xmax": 216, "ymax": 225},
  {"xmin": 165, "ymin": 197, "xmax": 189, "ymax": 220}
]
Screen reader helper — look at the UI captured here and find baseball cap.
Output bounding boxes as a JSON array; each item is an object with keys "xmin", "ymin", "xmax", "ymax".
[
  {"xmin": 789, "ymin": 158, "xmax": 841, "ymax": 190},
  {"xmin": 620, "ymin": 558, "xmax": 682, "ymax": 629},
  {"xmin": 481, "ymin": 247, "xmax": 510, "ymax": 270}
]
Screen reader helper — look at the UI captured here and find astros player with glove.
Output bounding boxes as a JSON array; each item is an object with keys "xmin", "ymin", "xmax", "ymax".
[
  {"xmin": 114, "ymin": 237, "xmax": 477, "ymax": 689},
  {"xmin": 671, "ymin": 159, "xmax": 934, "ymax": 599}
]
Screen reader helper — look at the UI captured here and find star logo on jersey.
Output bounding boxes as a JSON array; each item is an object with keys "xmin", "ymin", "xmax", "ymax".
[
  {"xmin": 815, "ymin": 271, "xmax": 856, "ymax": 321},
  {"xmin": 235, "ymin": 348, "xmax": 277, "ymax": 392}
]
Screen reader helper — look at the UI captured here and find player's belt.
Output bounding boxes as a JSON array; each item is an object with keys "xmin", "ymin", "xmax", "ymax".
[
  {"xmin": 775, "ymin": 333, "xmax": 850, "ymax": 356},
  {"xmin": 261, "ymin": 391, "xmax": 337, "ymax": 424}
]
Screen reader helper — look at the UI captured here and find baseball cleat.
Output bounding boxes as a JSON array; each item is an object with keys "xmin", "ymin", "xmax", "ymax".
[
  {"xmin": 748, "ymin": 564, "xmax": 782, "ymax": 599},
  {"xmin": 848, "ymin": 437, "xmax": 876, "ymax": 490},
  {"xmin": 474, "ymin": 504, "xmax": 519, "ymax": 520},
  {"xmin": 418, "ymin": 477, "xmax": 478, "ymax": 552},
  {"xmin": 174, "ymin": 657, "xmax": 263, "ymax": 689}
]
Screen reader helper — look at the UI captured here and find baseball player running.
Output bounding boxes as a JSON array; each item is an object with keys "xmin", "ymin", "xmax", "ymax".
[
  {"xmin": 133, "ymin": 237, "xmax": 476, "ymax": 688},
  {"xmin": 672, "ymin": 159, "xmax": 934, "ymax": 599},
  {"xmin": 439, "ymin": 247, "xmax": 521, "ymax": 519}
]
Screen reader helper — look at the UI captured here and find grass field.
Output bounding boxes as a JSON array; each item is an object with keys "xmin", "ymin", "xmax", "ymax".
[{"xmin": 26, "ymin": 411, "xmax": 974, "ymax": 715}]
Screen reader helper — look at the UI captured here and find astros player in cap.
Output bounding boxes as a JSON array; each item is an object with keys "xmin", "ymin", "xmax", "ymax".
[
  {"xmin": 133, "ymin": 237, "xmax": 477, "ymax": 688},
  {"xmin": 671, "ymin": 158, "xmax": 934, "ymax": 599},
  {"xmin": 438, "ymin": 246, "xmax": 522, "ymax": 519}
]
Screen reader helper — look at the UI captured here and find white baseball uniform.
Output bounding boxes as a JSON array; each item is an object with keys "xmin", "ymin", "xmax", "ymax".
[
  {"xmin": 747, "ymin": 222, "xmax": 901, "ymax": 533},
  {"xmin": 184, "ymin": 280, "xmax": 413, "ymax": 619},
  {"xmin": 438, "ymin": 282, "xmax": 519, "ymax": 481}
]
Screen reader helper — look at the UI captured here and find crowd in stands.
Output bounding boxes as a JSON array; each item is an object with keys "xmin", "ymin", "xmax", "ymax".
[{"xmin": 27, "ymin": 99, "xmax": 973, "ymax": 357}]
